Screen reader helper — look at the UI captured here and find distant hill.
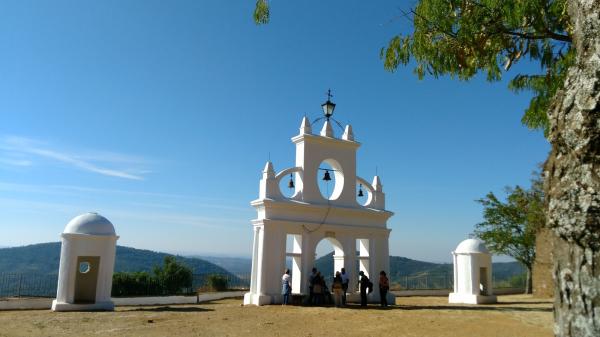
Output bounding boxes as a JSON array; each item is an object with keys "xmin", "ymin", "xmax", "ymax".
[
  {"xmin": 0, "ymin": 242, "xmax": 234, "ymax": 276},
  {"xmin": 0, "ymin": 243, "xmax": 525, "ymax": 284},
  {"xmin": 314, "ymin": 252, "xmax": 525, "ymax": 282},
  {"xmin": 194, "ymin": 256, "xmax": 252, "ymax": 275}
]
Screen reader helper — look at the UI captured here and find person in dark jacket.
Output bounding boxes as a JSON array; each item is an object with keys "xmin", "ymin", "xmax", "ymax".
[
  {"xmin": 313, "ymin": 272, "xmax": 324, "ymax": 305},
  {"xmin": 379, "ymin": 270, "xmax": 389, "ymax": 307},
  {"xmin": 308, "ymin": 268, "xmax": 317, "ymax": 305},
  {"xmin": 359, "ymin": 271, "xmax": 370, "ymax": 307}
]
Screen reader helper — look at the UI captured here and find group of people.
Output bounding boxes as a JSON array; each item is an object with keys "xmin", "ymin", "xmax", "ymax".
[
  {"xmin": 281, "ymin": 267, "xmax": 390, "ymax": 307},
  {"xmin": 308, "ymin": 267, "xmax": 350, "ymax": 307},
  {"xmin": 358, "ymin": 270, "xmax": 390, "ymax": 307}
]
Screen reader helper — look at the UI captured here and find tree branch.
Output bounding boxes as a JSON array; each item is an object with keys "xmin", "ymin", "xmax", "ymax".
[{"xmin": 501, "ymin": 29, "xmax": 571, "ymax": 42}]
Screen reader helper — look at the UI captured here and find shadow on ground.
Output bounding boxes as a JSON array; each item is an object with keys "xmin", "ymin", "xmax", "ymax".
[
  {"xmin": 395, "ymin": 304, "xmax": 552, "ymax": 313},
  {"xmin": 288, "ymin": 301, "xmax": 552, "ymax": 313},
  {"xmin": 123, "ymin": 306, "xmax": 214, "ymax": 312}
]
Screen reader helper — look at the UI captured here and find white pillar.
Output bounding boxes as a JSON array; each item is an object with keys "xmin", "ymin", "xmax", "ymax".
[
  {"xmin": 301, "ymin": 233, "xmax": 315, "ymax": 295},
  {"xmin": 470, "ymin": 257, "xmax": 479, "ymax": 295},
  {"xmin": 55, "ymin": 236, "xmax": 72, "ymax": 304},
  {"xmin": 257, "ymin": 227, "xmax": 266, "ymax": 295},
  {"xmin": 250, "ymin": 227, "xmax": 260, "ymax": 294},
  {"xmin": 452, "ymin": 252, "xmax": 458, "ymax": 293}
]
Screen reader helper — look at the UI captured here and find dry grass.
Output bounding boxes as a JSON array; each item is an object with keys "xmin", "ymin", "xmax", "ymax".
[{"xmin": 0, "ymin": 295, "xmax": 553, "ymax": 337}]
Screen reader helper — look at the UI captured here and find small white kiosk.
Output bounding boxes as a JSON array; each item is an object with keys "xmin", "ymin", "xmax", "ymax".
[
  {"xmin": 244, "ymin": 96, "xmax": 394, "ymax": 306},
  {"xmin": 52, "ymin": 213, "xmax": 119, "ymax": 311},
  {"xmin": 449, "ymin": 238, "xmax": 497, "ymax": 304}
]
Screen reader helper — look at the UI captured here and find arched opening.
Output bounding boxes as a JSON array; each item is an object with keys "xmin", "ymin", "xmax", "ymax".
[
  {"xmin": 314, "ymin": 236, "xmax": 345, "ymax": 286},
  {"xmin": 356, "ymin": 177, "xmax": 374, "ymax": 207},
  {"xmin": 356, "ymin": 238, "xmax": 370, "ymax": 279},
  {"xmin": 317, "ymin": 159, "xmax": 344, "ymax": 200},
  {"xmin": 356, "ymin": 181, "xmax": 370, "ymax": 206},
  {"xmin": 285, "ymin": 234, "xmax": 302, "ymax": 294},
  {"xmin": 279, "ymin": 173, "xmax": 297, "ymax": 199}
]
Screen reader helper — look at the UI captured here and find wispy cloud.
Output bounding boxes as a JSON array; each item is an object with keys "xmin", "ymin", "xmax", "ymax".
[
  {"xmin": 0, "ymin": 136, "xmax": 147, "ymax": 180},
  {"xmin": 0, "ymin": 158, "xmax": 32, "ymax": 167},
  {"xmin": 0, "ymin": 196, "xmax": 246, "ymax": 230},
  {"xmin": 0, "ymin": 182, "xmax": 251, "ymax": 213}
]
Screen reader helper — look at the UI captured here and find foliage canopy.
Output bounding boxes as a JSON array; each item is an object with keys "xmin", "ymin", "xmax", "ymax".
[
  {"xmin": 254, "ymin": 0, "xmax": 573, "ymax": 136},
  {"xmin": 474, "ymin": 172, "xmax": 545, "ymax": 292},
  {"xmin": 112, "ymin": 256, "xmax": 193, "ymax": 296}
]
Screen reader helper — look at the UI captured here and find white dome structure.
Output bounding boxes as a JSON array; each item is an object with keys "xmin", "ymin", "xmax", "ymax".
[
  {"xmin": 454, "ymin": 238, "xmax": 490, "ymax": 254},
  {"xmin": 52, "ymin": 213, "xmax": 119, "ymax": 311},
  {"xmin": 449, "ymin": 238, "xmax": 497, "ymax": 304},
  {"xmin": 64, "ymin": 213, "xmax": 116, "ymax": 236}
]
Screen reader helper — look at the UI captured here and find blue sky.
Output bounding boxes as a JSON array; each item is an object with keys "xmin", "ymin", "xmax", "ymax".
[{"xmin": 0, "ymin": 1, "xmax": 549, "ymax": 262}]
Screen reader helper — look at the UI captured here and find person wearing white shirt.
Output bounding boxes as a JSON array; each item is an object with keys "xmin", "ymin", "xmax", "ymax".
[
  {"xmin": 281, "ymin": 269, "xmax": 292, "ymax": 305},
  {"xmin": 340, "ymin": 267, "xmax": 349, "ymax": 305}
]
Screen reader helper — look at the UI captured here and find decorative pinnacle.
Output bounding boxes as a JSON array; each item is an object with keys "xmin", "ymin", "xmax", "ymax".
[
  {"xmin": 263, "ymin": 161, "xmax": 275, "ymax": 179},
  {"xmin": 299, "ymin": 116, "xmax": 312, "ymax": 134},
  {"xmin": 372, "ymin": 175, "xmax": 383, "ymax": 191},
  {"xmin": 320, "ymin": 120, "xmax": 334, "ymax": 137},
  {"xmin": 342, "ymin": 124, "xmax": 354, "ymax": 141}
]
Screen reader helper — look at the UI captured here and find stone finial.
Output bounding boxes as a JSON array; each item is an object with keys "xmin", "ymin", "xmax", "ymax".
[
  {"xmin": 342, "ymin": 124, "xmax": 354, "ymax": 141},
  {"xmin": 263, "ymin": 161, "xmax": 275, "ymax": 179},
  {"xmin": 259, "ymin": 161, "xmax": 281, "ymax": 200},
  {"xmin": 320, "ymin": 120, "xmax": 334, "ymax": 137},
  {"xmin": 372, "ymin": 175, "xmax": 383, "ymax": 191},
  {"xmin": 299, "ymin": 116, "xmax": 312, "ymax": 134}
]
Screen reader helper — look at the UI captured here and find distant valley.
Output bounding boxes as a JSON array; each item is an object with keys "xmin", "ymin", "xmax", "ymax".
[
  {"xmin": 0, "ymin": 243, "xmax": 524, "ymax": 283},
  {"xmin": 0, "ymin": 242, "xmax": 235, "ymax": 276}
]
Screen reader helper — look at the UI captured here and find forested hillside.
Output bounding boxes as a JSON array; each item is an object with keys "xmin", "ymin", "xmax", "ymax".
[
  {"xmin": 314, "ymin": 252, "xmax": 525, "ymax": 282},
  {"xmin": 0, "ymin": 242, "xmax": 233, "ymax": 276}
]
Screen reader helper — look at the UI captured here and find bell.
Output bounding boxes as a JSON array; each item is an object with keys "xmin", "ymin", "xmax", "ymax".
[
  {"xmin": 288, "ymin": 174, "xmax": 294, "ymax": 189},
  {"xmin": 358, "ymin": 184, "xmax": 364, "ymax": 197},
  {"xmin": 322, "ymin": 170, "xmax": 332, "ymax": 181}
]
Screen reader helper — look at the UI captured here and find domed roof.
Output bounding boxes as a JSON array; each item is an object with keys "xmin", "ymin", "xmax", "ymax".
[
  {"xmin": 455, "ymin": 238, "xmax": 490, "ymax": 254},
  {"xmin": 64, "ymin": 212, "xmax": 116, "ymax": 236}
]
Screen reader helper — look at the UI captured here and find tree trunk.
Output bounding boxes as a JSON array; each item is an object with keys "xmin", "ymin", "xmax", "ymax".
[
  {"xmin": 545, "ymin": 1, "xmax": 600, "ymax": 336},
  {"xmin": 525, "ymin": 267, "xmax": 532, "ymax": 295}
]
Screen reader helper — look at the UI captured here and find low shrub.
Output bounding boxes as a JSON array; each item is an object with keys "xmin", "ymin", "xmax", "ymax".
[{"xmin": 206, "ymin": 274, "xmax": 229, "ymax": 291}]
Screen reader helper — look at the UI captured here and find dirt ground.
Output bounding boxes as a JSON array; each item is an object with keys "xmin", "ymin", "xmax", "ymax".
[{"xmin": 0, "ymin": 295, "xmax": 553, "ymax": 337}]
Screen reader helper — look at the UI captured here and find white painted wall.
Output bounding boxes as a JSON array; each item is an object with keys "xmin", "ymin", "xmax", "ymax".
[
  {"xmin": 449, "ymin": 239, "xmax": 497, "ymax": 304},
  {"xmin": 52, "ymin": 213, "xmax": 119, "ymax": 311},
  {"xmin": 244, "ymin": 117, "xmax": 394, "ymax": 306}
]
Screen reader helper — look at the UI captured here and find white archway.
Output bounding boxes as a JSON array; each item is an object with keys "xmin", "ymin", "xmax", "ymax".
[
  {"xmin": 244, "ymin": 116, "xmax": 394, "ymax": 306},
  {"xmin": 313, "ymin": 236, "xmax": 345, "ymax": 280}
]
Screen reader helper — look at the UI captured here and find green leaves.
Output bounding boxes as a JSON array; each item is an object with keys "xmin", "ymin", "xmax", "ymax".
[
  {"xmin": 381, "ymin": 36, "xmax": 412, "ymax": 73},
  {"xmin": 254, "ymin": 0, "xmax": 270, "ymax": 25},
  {"xmin": 474, "ymin": 171, "xmax": 545, "ymax": 269},
  {"xmin": 251, "ymin": 0, "xmax": 573, "ymax": 135},
  {"xmin": 381, "ymin": 0, "xmax": 572, "ymax": 135}
]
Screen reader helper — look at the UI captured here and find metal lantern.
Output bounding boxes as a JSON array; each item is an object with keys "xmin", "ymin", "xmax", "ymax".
[{"xmin": 321, "ymin": 89, "xmax": 336, "ymax": 119}]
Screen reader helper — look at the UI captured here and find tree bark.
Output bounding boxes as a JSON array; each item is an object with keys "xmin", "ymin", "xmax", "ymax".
[
  {"xmin": 545, "ymin": 1, "xmax": 600, "ymax": 336},
  {"xmin": 525, "ymin": 267, "xmax": 533, "ymax": 295}
]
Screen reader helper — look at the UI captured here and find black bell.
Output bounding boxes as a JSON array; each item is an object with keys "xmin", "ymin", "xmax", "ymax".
[
  {"xmin": 358, "ymin": 184, "xmax": 364, "ymax": 197},
  {"xmin": 288, "ymin": 174, "xmax": 294, "ymax": 189},
  {"xmin": 322, "ymin": 170, "xmax": 332, "ymax": 181}
]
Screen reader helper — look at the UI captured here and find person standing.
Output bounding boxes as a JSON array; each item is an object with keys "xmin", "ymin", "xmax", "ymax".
[
  {"xmin": 340, "ymin": 268, "xmax": 349, "ymax": 306},
  {"xmin": 308, "ymin": 268, "xmax": 317, "ymax": 305},
  {"xmin": 332, "ymin": 271, "xmax": 344, "ymax": 307},
  {"xmin": 313, "ymin": 272, "xmax": 324, "ymax": 305},
  {"xmin": 281, "ymin": 269, "xmax": 292, "ymax": 305},
  {"xmin": 378, "ymin": 270, "xmax": 389, "ymax": 307},
  {"xmin": 359, "ymin": 271, "xmax": 370, "ymax": 307}
]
